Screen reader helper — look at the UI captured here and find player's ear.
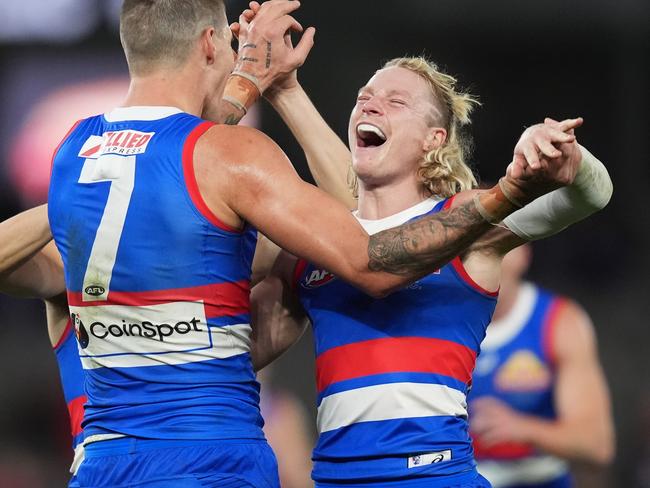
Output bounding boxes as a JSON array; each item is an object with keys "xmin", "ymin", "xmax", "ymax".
[
  {"xmin": 200, "ymin": 27, "xmax": 217, "ymax": 65},
  {"xmin": 422, "ymin": 127, "xmax": 447, "ymax": 152}
]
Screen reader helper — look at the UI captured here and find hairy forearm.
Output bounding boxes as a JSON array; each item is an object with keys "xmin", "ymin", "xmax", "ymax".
[
  {"xmin": 0, "ymin": 205, "xmax": 51, "ymax": 275},
  {"xmin": 516, "ymin": 415, "xmax": 614, "ymax": 466},
  {"xmin": 267, "ymin": 85, "xmax": 357, "ymax": 209}
]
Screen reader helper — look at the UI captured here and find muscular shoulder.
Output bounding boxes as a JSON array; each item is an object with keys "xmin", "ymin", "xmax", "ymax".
[
  {"xmin": 552, "ymin": 298, "xmax": 597, "ymax": 361},
  {"xmin": 196, "ymin": 124, "xmax": 289, "ymax": 169}
]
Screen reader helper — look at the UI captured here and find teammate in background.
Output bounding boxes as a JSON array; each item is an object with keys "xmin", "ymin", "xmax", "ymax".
[
  {"xmin": 469, "ymin": 244, "xmax": 614, "ymax": 488},
  {"xmin": 45, "ymin": 0, "xmax": 566, "ymax": 486},
  {"xmin": 0, "ymin": 206, "xmax": 82, "ymax": 487}
]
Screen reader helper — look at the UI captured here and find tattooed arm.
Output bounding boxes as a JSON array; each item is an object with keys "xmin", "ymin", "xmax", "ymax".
[{"xmin": 194, "ymin": 124, "xmax": 551, "ymax": 298}]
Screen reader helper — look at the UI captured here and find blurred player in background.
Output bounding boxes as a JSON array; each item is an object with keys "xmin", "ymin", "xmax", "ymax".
[
  {"xmin": 258, "ymin": 365, "xmax": 315, "ymax": 488},
  {"xmin": 469, "ymin": 244, "xmax": 614, "ymax": 487}
]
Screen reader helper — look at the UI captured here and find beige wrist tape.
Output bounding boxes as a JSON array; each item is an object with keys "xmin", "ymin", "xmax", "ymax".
[
  {"xmin": 474, "ymin": 184, "xmax": 520, "ymax": 224},
  {"xmin": 223, "ymin": 72, "xmax": 261, "ymax": 115}
]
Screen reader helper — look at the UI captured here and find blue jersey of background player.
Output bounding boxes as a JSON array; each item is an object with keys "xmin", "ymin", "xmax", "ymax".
[{"xmin": 469, "ymin": 245, "xmax": 614, "ymax": 488}]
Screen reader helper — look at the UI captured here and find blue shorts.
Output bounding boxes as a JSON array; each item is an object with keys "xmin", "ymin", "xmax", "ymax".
[
  {"xmin": 76, "ymin": 437, "xmax": 279, "ymax": 488},
  {"xmin": 502, "ymin": 473, "xmax": 572, "ymax": 488},
  {"xmin": 315, "ymin": 471, "xmax": 492, "ymax": 488}
]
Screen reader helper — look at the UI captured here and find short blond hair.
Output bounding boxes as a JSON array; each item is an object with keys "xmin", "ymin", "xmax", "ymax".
[
  {"xmin": 120, "ymin": 0, "xmax": 227, "ymax": 75},
  {"xmin": 350, "ymin": 56, "xmax": 480, "ymax": 199}
]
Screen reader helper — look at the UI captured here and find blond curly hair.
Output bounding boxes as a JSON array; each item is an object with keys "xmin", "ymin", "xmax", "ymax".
[{"xmin": 349, "ymin": 56, "xmax": 480, "ymax": 198}]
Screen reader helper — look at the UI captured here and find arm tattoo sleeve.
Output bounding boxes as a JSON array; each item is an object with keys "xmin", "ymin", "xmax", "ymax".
[{"xmin": 368, "ymin": 199, "xmax": 490, "ymax": 275}]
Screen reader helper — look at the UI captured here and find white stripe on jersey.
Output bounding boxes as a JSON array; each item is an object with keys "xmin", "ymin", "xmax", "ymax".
[{"xmin": 317, "ymin": 382, "xmax": 467, "ymax": 433}]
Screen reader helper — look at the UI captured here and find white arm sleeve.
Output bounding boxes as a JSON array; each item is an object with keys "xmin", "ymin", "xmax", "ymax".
[{"xmin": 503, "ymin": 145, "xmax": 613, "ymax": 241}]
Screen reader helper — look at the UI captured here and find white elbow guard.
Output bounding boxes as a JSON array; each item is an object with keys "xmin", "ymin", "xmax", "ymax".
[{"xmin": 503, "ymin": 145, "xmax": 613, "ymax": 241}]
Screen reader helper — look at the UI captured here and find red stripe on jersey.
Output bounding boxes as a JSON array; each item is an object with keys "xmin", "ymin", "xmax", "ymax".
[
  {"xmin": 315, "ymin": 336, "xmax": 476, "ymax": 392},
  {"xmin": 451, "ymin": 257, "xmax": 500, "ymax": 297},
  {"xmin": 292, "ymin": 259, "xmax": 308, "ymax": 291},
  {"xmin": 181, "ymin": 121, "xmax": 241, "ymax": 233},
  {"xmin": 442, "ymin": 195, "xmax": 456, "ymax": 210},
  {"xmin": 472, "ymin": 438, "xmax": 535, "ymax": 460},
  {"xmin": 67, "ymin": 395, "xmax": 87, "ymax": 437},
  {"xmin": 67, "ymin": 280, "xmax": 250, "ymax": 318},
  {"xmin": 50, "ymin": 119, "xmax": 82, "ymax": 176},
  {"xmin": 53, "ymin": 319, "xmax": 73, "ymax": 350},
  {"xmin": 542, "ymin": 297, "xmax": 566, "ymax": 367}
]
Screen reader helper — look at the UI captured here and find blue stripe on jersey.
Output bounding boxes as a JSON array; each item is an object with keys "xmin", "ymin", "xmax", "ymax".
[
  {"xmin": 317, "ymin": 372, "xmax": 468, "ymax": 407},
  {"xmin": 313, "ymin": 416, "xmax": 475, "ymax": 481},
  {"xmin": 82, "ymin": 354, "xmax": 264, "ymax": 440}
]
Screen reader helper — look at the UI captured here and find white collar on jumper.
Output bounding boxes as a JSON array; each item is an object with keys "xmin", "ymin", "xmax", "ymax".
[
  {"xmin": 353, "ymin": 197, "xmax": 443, "ymax": 235},
  {"xmin": 104, "ymin": 106, "xmax": 183, "ymax": 122},
  {"xmin": 481, "ymin": 282, "xmax": 537, "ymax": 350}
]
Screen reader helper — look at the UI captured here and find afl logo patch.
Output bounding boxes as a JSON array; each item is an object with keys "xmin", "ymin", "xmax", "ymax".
[
  {"xmin": 301, "ymin": 269, "xmax": 336, "ymax": 289},
  {"xmin": 84, "ymin": 285, "xmax": 105, "ymax": 297},
  {"xmin": 71, "ymin": 312, "xmax": 90, "ymax": 349}
]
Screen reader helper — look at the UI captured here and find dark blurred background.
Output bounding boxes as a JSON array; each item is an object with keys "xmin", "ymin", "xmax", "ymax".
[{"xmin": 0, "ymin": 0, "xmax": 648, "ymax": 486}]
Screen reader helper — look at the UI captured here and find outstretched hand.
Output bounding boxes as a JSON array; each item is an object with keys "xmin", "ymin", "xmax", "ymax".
[
  {"xmin": 231, "ymin": 0, "xmax": 316, "ymax": 94},
  {"xmin": 503, "ymin": 117, "xmax": 584, "ymax": 203}
]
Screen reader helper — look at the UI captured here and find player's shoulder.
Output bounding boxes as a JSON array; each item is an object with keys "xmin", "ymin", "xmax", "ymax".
[
  {"xmin": 198, "ymin": 124, "xmax": 285, "ymax": 163},
  {"xmin": 551, "ymin": 296, "xmax": 597, "ymax": 359}
]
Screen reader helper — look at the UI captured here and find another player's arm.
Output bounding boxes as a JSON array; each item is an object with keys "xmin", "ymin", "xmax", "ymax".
[
  {"xmin": 196, "ymin": 125, "xmax": 535, "ymax": 298},
  {"xmin": 266, "ymin": 83, "xmax": 356, "ymax": 209},
  {"xmin": 0, "ymin": 205, "xmax": 65, "ymax": 299},
  {"xmin": 250, "ymin": 250, "xmax": 307, "ymax": 371},
  {"xmin": 450, "ymin": 124, "xmax": 613, "ymax": 291}
]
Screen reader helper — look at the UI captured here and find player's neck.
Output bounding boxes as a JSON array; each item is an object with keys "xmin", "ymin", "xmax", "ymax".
[
  {"xmin": 491, "ymin": 281, "xmax": 521, "ymax": 322},
  {"xmin": 356, "ymin": 178, "xmax": 431, "ymax": 220},
  {"xmin": 123, "ymin": 71, "xmax": 205, "ymax": 117}
]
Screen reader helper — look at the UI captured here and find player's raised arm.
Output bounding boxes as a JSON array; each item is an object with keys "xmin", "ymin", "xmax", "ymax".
[
  {"xmin": 230, "ymin": 1, "xmax": 356, "ymax": 209},
  {"xmin": 0, "ymin": 205, "xmax": 65, "ymax": 299}
]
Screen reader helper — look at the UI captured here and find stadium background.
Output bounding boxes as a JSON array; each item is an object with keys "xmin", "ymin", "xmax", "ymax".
[{"xmin": 0, "ymin": 0, "xmax": 648, "ymax": 486}]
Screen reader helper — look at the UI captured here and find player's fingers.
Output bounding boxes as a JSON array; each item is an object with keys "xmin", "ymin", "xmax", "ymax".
[
  {"xmin": 544, "ymin": 117, "xmax": 560, "ymax": 126},
  {"xmin": 283, "ymin": 31, "xmax": 293, "ymax": 49},
  {"xmin": 241, "ymin": 8, "xmax": 256, "ymax": 23},
  {"xmin": 510, "ymin": 155, "xmax": 528, "ymax": 179},
  {"xmin": 556, "ymin": 117, "xmax": 583, "ymax": 132},
  {"xmin": 536, "ymin": 138, "xmax": 562, "ymax": 159},
  {"xmin": 290, "ymin": 26, "xmax": 315, "ymax": 66},
  {"xmin": 230, "ymin": 22, "xmax": 240, "ymax": 39},
  {"xmin": 259, "ymin": 0, "xmax": 301, "ymax": 19},
  {"xmin": 523, "ymin": 145, "xmax": 541, "ymax": 170},
  {"xmin": 271, "ymin": 15, "xmax": 303, "ymax": 36},
  {"xmin": 545, "ymin": 127, "xmax": 576, "ymax": 143},
  {"xmin": 249, "ymin": 1, "xmax": 261, "ymax": 13}
]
